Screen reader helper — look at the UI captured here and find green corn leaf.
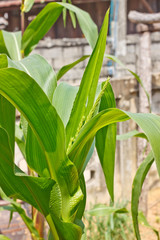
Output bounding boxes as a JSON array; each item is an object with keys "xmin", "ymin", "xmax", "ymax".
[
  {"xmin": 22, "ymin": 2, "xmax": 98, "ymax": 55},
  {"xmin": 0, "ymin": 126, "xmax": 82, "ymax": 240},
  {"xmin": 0, "ymin": 55, "xmax": 15, "ymax": 154},
  {"xmin": 0, "ymin": 68, "xmax": 83, "ymax": 225},
  {"xmin": 68, "ymin": 81, "xmax": 115, "ymax": 177},
  {"xmin": 26, "ymin": 126, "xmax": 50, "ymax": 177},
  {"xmin": 7, "ymin": 54, "xmax": 57, "ymax": 101},
  {"xmin": 20, "ymin": 115, "xmax": 28, "ymax": 141},
  {"xmin": 22, "ymin": 3, "xmax": 63, "ymax": 56},
  {"xmin": 52, "ymin": 81, "xmax": 95, "ymax": 176},
  {"xmin": 131, "ymin": 151, "xmax": 154, "ymax": 240},
  {"xmin": 81, "ymin": 231, "xmax": 87, "ymax": 240},
  {"xmin": 0, "ymin": 189, "xmax": 40, "ymax": 239},
  {"xmin": 0, "ymin": 127, "xmax": 62, "ymax": 238},
  {"xmin": 59, "ymin": 3, "xmax": 98, "ymax": 49},
  {"xmin": 0, "ymin": 205, "xmax": 15, "ymax": 212},
  {"xmin": 8, "ymin": 54, "xmax": 57, "ymax": 177},
  {"xmin": 68, "ymin": 86, "xmax": 103, "ymax": 174},
  {"xmin": 80, "ymin": 139, "xmax": 95, "ymax": 175},
  {"xmin": 52, "ymin": 82, "xmax": 78, "ymax": 127},
  {"xmin": 15, "ymin": 125, "xmax": 26, "ymax": 158},
  {"xmin": 22, "ymin": 0, "xmax": 35, "ymax": 13},
  {"xmin": 1, "ymin": 53, "xmax": 57, "ymax": 99},
  {"xmin": 56, "ymin": 55, "xmax": 89, "ymax": 81},
  {"xmin": 8, "ymin": 209, "xmax": 14, "ymax": 227},
  {"xmin": 69, "ymin": 10, "xmax": 76, "ymax": 28},
  {"xmin": 62, "ymin": 0, "xmax": 67, "ymax": 27},
  {"xmin": 62, "ymin": 0, "xmax": 77, "ymax": 29},
  {"xmin": 138, "ymin": 211, "xmax": 159, "ymax": 240},
  {"xmin": 47, "ymin": 220, "xmax": 82, "ymax": 240},
  {"xmin": 0, "ymin": 235, "xmax": 11, "ymax": 240},
  {"xmin": 66, "ymin": 10, "xmax": 109, "ymax": 149},
  {"xmin": 117, "ymin": 130, "xmax": 148, "ymax": 141},
  {"xmin": 67, "ymin": 83, "xmax": 102, "ymax": 174},
  {"xmin": 0, "ymin": 31, "xmax": 9, "ymax": 57},
  {"xmin": 69, "ymin": 109, "xmax": 160, "ymax": 177},
  {"xmin": 1, "ymin": 53, "xmax": 57, "ymax": 95},
  {"xmin": 0, "ymin": 95, "xmax": 15, "ymax": 154},
  {"xmin": 0, "ymin": 65, "xmax": 83, "ymax": 238},
  {"xmin": 0, "ymin": 56, "xmax": 16, "ymax": 161},
  {"xmin": 0, "ymin": 54, "xmax": 8, "ymax": 68},
  {"xmin": 0, "ymin": 31, "xmax": 21, "ymax": 61},
  {"xmin": 87, "ymin": 205, "xmax": 128, "ymax": 216},
  {"xmin": 105, "ymin": 54, "xmax": 151, "ymax": 111},
  {"xmin": 0, "ymin": 127, "xmax": 56, "ymax": 214},
  {"xmin": 1, "ymin": 53, "xmax": 57, "ymax": 176},
  {"xmin": 75, "ymin": 174, "xmax": 86, "ymax": 220},
  {"xmin": 96, "ymin": 82, "xmax": 116, "ymax": 202},
  {"xmin": 69, "ymin": 109, "xmax": 129, "ymax": 173},
  {"xmin": 126, "ymin": 112, "xmax": 160, "ymax": 174},
  {"xmin": 67, "ymin": 0, "xmax": 76, "ymax": 28}
]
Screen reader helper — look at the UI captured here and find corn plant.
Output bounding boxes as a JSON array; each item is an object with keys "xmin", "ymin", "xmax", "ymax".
[
  {"xmin": 0, "ymin": 2, "xmax": 160, "ymax": 240},
  {"xmin": 86, "ymin": 201, "xmax": 159, "ymax": 240},
  {"xmin": 85, "ymin": 201, "xmax": 134, "ymax": 240}
]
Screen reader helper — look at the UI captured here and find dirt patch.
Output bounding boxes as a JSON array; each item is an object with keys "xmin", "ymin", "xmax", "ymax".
[{"xmin": 140, "ymin": 188, "xmax": 160, "ymax": 240}]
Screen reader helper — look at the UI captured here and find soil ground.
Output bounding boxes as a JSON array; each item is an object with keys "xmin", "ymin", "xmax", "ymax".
[{"xmin": 140, "ymin": 187, "xmax": 160, "ymax": 240}]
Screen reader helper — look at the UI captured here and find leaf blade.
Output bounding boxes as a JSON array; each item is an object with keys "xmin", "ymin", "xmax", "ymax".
[
  {"xmin": 22, "ymin": 0, "xmax": 35, "ymax": 13},
  {"xmin": 52, "ymin": 82, "xmax": 78, "ymax": 127},
  {"xmin": 138, "ymin": 211, "xmax": 159, "ymax": 240},
  {"xmin": 0, "ymin": 127, "xmax": 55, "ymax": 216},
  {"xmin": 59, "ymin": 2, "xmax": 98, "ymax": 49},
  {"xmin": 105, "ymin": 54, "xmax": 151, "ymax": 110},
  {"xmin": 69, "ymin": 109, "xmax": 160, "ymax": 179},
  {"xmin": 0, "ymin": 68, "xmax": 83, "ymax": 225},
  {"xmin": 131, "ymin": 151, "xmax": 154, "ymax": 240},
  {"xmin": 66, "ymin": 10, "xmax": 110, "ymax": 148},
  {"xmin": 117, "ymin": 130, "xmax": 148, "ymax": 141},
  {"xmin": 3, "ymin": 54, "xmax": 57, "ymax": 176},
  {"xmin": 22, "ymin": 2, "xmax": 98, "ymax": 55},
  {"xmin": 2, "ymin": 31, "xmax": 21, "ymax": 60},
  {"xmin": 87, "ymin": 205, "xmax": 128, "ymax": 217},
  {"xmin": 0, "ymin": 188, "xmax": 40, "ymax": 239},
  {"xmin": 96, "ymin": 82, "xmax": 116, "ymax": 201},
  {"xmin": 22, "ymin": 3, "xmax": 63, "ymax": 55},
  {"xmin": 56, "ymin": 55, "xmax": 89, "ymax": 81}
]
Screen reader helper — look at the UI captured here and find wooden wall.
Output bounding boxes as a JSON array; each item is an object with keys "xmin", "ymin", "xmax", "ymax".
[
  {"xmin": 0, "ymin": 0, "xmax": 110, "ymax": 38},
  {"xmin": 1, "ymin": 0, "xmax": 160, "ymax": 37},
  {"xmin": 127, "ymin": 0, "xmax": 160, "ymax": 34}
]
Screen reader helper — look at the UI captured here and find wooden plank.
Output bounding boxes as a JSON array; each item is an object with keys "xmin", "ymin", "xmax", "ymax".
[
  {"xmin": 136, "ymin": 22, "xmax": 160, "ymax": 32},
  {"xmin": 0, "ymin": 200, "xmax": 10, "ymax": 206},
  {"xmin": 73, "ymin": 0, "xmax": 110, "ymax": 3},
  {"xmin": 0, "ymin": 0, "xmax": 110, "ymax": 38},
  {"xmin": 127, "ymin": 0, "xmax": 159, "ymax": 34},
  {"xmin": 128, "ymin": 10, "xmax": 160, "ymax": 24},
  {"xmin": 0, "ymin": 0, "xmax": 109, "ymax": 7},
  {"xmin": 0, "ymin": 0, "xmax": 53, "ymax": 8}
]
